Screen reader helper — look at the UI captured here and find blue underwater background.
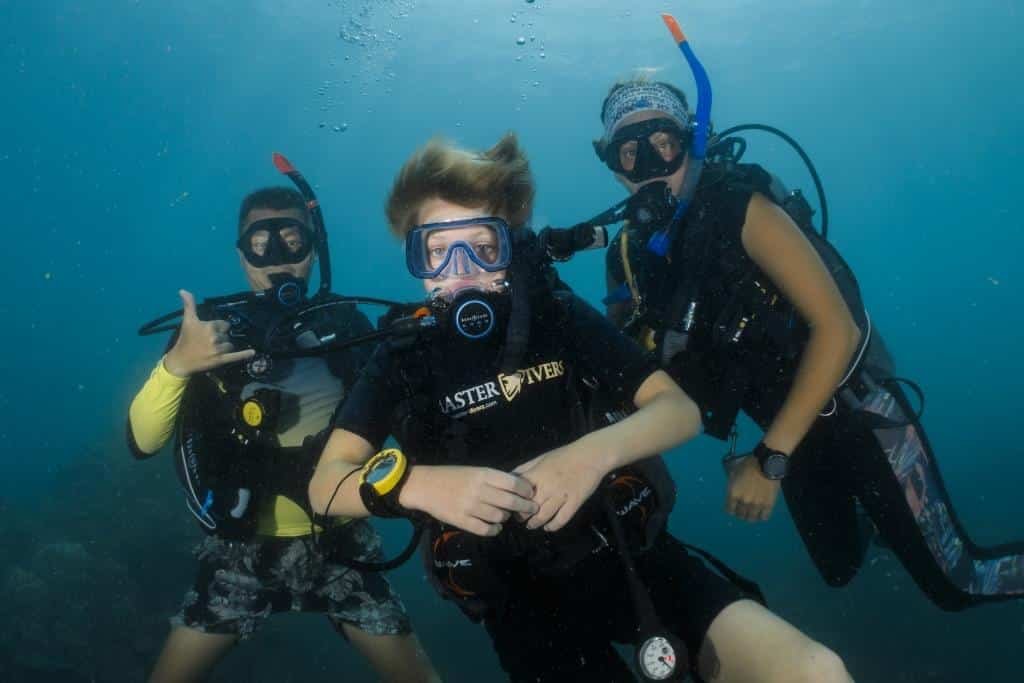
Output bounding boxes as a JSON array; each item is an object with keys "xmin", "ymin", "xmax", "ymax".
[{"xmin": 2, "ymin": 0, "xmax": 1023, "ymax": 680}]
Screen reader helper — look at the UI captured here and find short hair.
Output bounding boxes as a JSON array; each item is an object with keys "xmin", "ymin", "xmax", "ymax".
[
  {"xmin": 385, "ymin": 132, "xmax": 534, "ymax": 239},
  {"xmin": 237, "ymin": 186, "xmax": 307, "ymax": 235}
]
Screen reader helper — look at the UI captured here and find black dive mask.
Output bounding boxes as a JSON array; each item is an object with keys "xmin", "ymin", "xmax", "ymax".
[
  {"xmin": 428, "ymin": 283, "xmax": 510, "ymax": 342},
  {"xmin": 597, "ymin": 118, "xmax": 689, "ymax": 184},
  {"xmin": 237, "ymin": 217, "xmax": 315, "ymax": 268}
]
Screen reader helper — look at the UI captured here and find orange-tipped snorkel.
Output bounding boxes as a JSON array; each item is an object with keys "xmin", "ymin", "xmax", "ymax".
[
  {"xmin": 646, "ymin": 13, "xmax": 712, "ymax": 258},
  {"xmin": 662, "ymin": 13, "xmax": 686, "ymax": 43},
  {"xmin": 272, "ymin": 152, "xmax": 331, "ymax": 295},
  {"xmin": 271, "ymin": 151, "xmax": 295, "ymax": 175}
]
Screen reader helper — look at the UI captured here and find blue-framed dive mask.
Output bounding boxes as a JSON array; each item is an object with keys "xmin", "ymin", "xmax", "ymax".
[{"xmin": 405, "ymin": 216, "xmax": 513, "ymax": 281}]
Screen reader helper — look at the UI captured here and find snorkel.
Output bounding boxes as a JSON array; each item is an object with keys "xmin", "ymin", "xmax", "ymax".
[
  {"xmin": 646, "ymin": 13, "xmax": 712, "ymax": 258},
  {"xmin": 595, "ymin": 14, "xmax": 711, "ymax": 311},
  {"xmin": 138, "ymin": 153, "xmax": 357, "ymax": 340},
  {"xmin": 272, "ymin": 152, "xmax": 332, "ymax": 296}
]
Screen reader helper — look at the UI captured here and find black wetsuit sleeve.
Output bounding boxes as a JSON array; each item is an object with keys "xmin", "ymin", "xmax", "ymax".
[
  {"xmin": 331, "ymin": 343, "xmax": 396, "ymax": 450},
  {"xmin": 567, "ymin": 294, "xmax": 660, "ymax": 404}
]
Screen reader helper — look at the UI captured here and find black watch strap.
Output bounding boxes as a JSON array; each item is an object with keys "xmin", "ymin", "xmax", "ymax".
[
  {"xmin": 359, "ymin": 463, "xmax": 413, "ymax": 518},
  {"xmin": 754, "ymin": 442, "xmax": 789, "ymax": 480}
]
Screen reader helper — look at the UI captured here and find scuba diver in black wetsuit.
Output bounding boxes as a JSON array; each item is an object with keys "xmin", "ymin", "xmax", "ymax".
[
  {"xmin": 127, "ymin": 155, "xmax": 439, "ymax": 682},
  {"xmin": 308, "ymin": 131, "xmax": 853, "ymax": 683},
  {"xmin": 585, "ymin": 15, "xmax": 1024, "ymax": 612}
]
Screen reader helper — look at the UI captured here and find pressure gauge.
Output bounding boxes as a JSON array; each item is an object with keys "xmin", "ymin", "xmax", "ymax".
[{"xmin": 638, "ymin": 635, "xmax": 679, "ymax": 680}]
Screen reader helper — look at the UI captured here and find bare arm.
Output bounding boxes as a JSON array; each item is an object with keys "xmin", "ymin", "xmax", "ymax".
[
  {"xmin": 515, "ymin": 369, "xmax": 699, "ymax": 531},
  {"xmin": 740, "ymin": 192, "xmax": 861, "ymax": 454},
  {"xmin": 571, "ymin": 369, "xmax": 698, "ymax": 473},
  {"xmin": 309, "ymin": 428, "xmax": 538, "ymax": 536},
  {"xmin": 308, "ymin": 428, "xmax": 376, "ymax": 518}
]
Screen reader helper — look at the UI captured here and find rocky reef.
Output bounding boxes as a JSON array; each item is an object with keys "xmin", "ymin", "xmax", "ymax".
[{"xmin": 0, "ymin": 442, "xmax": 196, "ymax": 682}]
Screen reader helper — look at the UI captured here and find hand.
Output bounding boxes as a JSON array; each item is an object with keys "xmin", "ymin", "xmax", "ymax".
[
  {"xmin": 724, "ymin": 455, "xmax": 781, "ymax": 522},
  {"xmin": 513, "ymin": 445, "xmax": 606, "ymax": 532},
  {"xmin": 163, "ymin": 289, "xmax": 256, "ymax": 377},
  {"xmin": 401, "ymin": 466, "xmax": 538, "ymax": 537}
]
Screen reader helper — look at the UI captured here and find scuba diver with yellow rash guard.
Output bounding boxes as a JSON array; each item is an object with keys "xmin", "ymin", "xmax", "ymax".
[
  {"xmin": 586, "ymin": 14, "xmax": 1024, "ymax": 611},
  {"xmin": 127, "ymin": 155, "xmax": 439, "ymax": 682},
  {"xmin": 309, "ymin": 132, "xmax": 852, "ymax": 683}
]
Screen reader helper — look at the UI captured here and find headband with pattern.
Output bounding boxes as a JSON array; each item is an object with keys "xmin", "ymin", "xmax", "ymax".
[{"xmin": 602, "ymin": 83, "xmax": 690, "ymax": 140}]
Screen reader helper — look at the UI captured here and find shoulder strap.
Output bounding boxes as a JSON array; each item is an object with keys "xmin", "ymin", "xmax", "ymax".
[{"xmin": 654, "ymin": 168, "xmax": 745, "ymax": 363}]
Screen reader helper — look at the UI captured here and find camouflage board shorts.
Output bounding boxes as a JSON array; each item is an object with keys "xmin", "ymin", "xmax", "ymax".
[{"xmin": 171, "ymin": 520, "xmax": 411, "ymax": 640}]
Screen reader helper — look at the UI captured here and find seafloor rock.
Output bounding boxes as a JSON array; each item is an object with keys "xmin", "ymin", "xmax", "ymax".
[
  {"xmin": 0, "ymin": 540, "xmax": 150, "ymax": 680},
  {"xmin": 0, "ymin": 445, "xmax": 199, "ymax": 682}
]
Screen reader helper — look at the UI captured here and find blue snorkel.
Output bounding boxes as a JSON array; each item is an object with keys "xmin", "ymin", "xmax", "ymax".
[{"xmin": 646, "ymin": 14, "xmax": 712, "ymax": 258}]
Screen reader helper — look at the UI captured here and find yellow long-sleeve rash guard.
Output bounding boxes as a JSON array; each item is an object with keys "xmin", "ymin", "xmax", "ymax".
[
  {"xmin": 127, "ymin": 356, "xmax": 345, "ymax": 537},
  {"xmin": 129, "ymin": 357, "xmax": 189, "ymax": 455}
]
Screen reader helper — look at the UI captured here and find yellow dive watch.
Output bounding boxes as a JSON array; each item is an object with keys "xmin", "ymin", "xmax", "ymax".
[{"xmin": 358, "ymin": 448, "xmax": 412, "ymax": 518}]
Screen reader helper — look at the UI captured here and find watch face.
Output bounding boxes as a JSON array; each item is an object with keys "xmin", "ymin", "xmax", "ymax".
[
  {"xmin": 638, "ymin": 636, "xmax": 677, "ymax": 680},
  {"xmin": 762, "ymin": 452, "xmax": 788, "ymax": 480},
  {"xmin": 366, "ymin": 453, "xmax": 397, "ymax": 484}
]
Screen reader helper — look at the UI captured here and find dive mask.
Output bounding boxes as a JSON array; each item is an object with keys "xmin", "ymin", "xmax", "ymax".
[
  {"xmin": 237, "ymin": 217, "xmax": 315, "ymax": 268},
  {"xmin": 597, "ymin": 118, "xmax": 690, "ymax": 184},
  {"xmin": 406, "ymin": 216, "xmax": 513, "ymax": 281}
]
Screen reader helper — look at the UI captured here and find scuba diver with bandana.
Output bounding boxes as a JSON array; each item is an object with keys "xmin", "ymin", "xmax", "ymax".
[
  {"xmin": 591, "ymin": 15, "xmax": 1024, "ymax": 612},
  {"xmin": 127, "ymin": 157, "xmax": 439, "ymax": 682},
  {"xmin": 309, "ymin": 133, "xmax": 852, "ymax": 683}
]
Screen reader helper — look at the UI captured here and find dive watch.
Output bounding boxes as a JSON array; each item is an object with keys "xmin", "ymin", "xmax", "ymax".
[
  {"xmin": 358, "ymin": 448, "xmax": 412, "ymax": 518},
  {"xmin": 754, "ymin": 442, "xmax": 789, "ymax": 480}
]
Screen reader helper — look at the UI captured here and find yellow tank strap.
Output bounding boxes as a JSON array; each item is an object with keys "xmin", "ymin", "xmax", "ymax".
[
  {"xmin": 620, "ymin": 222, "xmax": 659, "ymax": 351},
  {"xmin": 620, "ymin": 222, "xmax": 642, "ymax": 312},
  {"xmin": 640, "ymin": 327, "xmax": 657, "ymax": 351}
]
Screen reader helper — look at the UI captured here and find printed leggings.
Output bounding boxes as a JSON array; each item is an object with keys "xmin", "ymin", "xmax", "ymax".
[{"xmin": 781, "ymin": 373, "xmax": 1024, "ymax": 611}]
